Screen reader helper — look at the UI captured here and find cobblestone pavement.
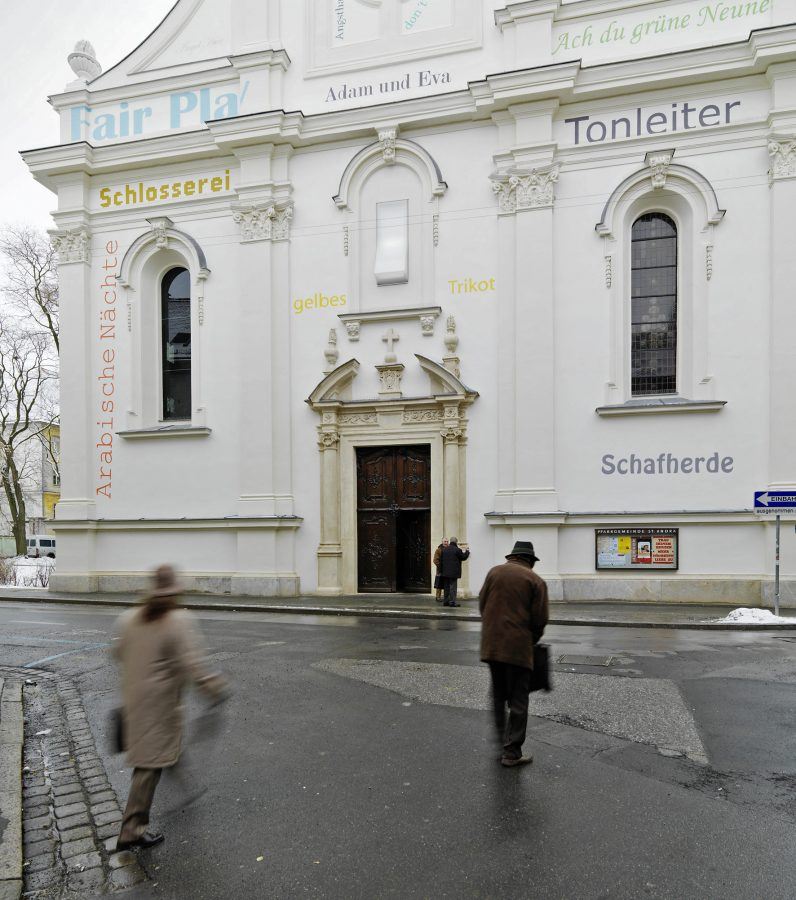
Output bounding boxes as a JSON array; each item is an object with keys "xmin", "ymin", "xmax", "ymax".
[{"xmin": 0, "ymin": 667, "xmax": 146, "ymax": 898}]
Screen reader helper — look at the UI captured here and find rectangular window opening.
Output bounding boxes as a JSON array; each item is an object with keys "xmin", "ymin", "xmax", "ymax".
[{"xmin": 374, "ymin": 199, "xmax": 409, "ymax": 285}]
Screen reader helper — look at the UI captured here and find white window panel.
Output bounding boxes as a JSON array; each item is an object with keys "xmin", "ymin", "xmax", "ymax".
[{"xmin": 375, "ymin": 199, "xmax": 408, "ymax": 285}]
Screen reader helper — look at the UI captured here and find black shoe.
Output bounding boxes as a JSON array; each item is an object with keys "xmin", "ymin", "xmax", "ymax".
[
  {"xmin": 501, "ymin": 755, "xmax": 533, "ymax": 768},
  {"xmin": 116, "ymin": 831, "xmax": 164, "ymax": 851},
  {"xmin": 449, "ymin": 602, "xmax": 460, "ymax": 607}
]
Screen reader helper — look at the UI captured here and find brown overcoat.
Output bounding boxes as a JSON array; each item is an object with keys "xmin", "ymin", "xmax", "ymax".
[
  {"xmin": 113, "ymin": 606, "xmax": 225, "ymax": 769},
  {"xmin": 479, "ymin": 559, "xmax": 549, "ymax": 669}
]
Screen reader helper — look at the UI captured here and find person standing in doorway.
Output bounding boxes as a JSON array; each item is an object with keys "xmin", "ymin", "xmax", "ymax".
[
  {"xmin": 440, "ymin": 537, "xmax": 470, "ymax": 607},
  {"xmin": 113, "ymin": 564, "xmax": 228, "ymax": 850},
  {"xmin": 479, "ymin": 541, "xmax": 549, "ymax": 767},
  {"xmin": 432, "ymin": 538, "xmax": 449, "ymax": 602}
]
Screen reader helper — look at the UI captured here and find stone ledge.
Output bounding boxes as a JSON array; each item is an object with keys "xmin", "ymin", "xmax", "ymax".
[
  {"xmin": 596, "ymin": 399, "xmax": 727, "ymax": 417},
  {"xmin": 117, "ymin": 424, "xmax": 211, "ymax": 439}
]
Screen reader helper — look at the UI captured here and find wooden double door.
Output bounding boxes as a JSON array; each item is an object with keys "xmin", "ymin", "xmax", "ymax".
[{"xmin": 356, "ymin": 445, "xmax": 431, "ymax": 593}]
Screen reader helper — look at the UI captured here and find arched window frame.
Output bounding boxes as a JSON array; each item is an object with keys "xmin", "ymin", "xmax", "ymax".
[
  {"xmin": 334, "ymin": 131, "xmax": 447, "ymax": 312},
  {"xmin": 117, "ymin": 217, "xmax": 210, "ymax": 431},
  {"xmin": 596, "ymin": 151, "xmax": 725, "ymax": 407}
]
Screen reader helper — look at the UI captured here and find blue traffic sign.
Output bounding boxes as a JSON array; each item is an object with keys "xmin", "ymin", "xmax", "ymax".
[{"xmin": 754, "ymin": 491, "xmax": 796, "ymax": 509}]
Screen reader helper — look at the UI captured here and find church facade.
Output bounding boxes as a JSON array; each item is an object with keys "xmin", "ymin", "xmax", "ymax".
[{"xmin": 24, "ymin": 0, "xmax": 796, "ymax": 602}]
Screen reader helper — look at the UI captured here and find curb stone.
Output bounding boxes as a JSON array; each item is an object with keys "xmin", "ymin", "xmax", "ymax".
[
  {"xmin": 0, "ymin": 676, "xmax": 23, "ymax": 900},
  {"xmin": 0, "ymin": 666, "xmax": 147, "ymax": 897},
  {"xmin": 0, "ymin": 590, "xmax": 795, "ymax": 629}
]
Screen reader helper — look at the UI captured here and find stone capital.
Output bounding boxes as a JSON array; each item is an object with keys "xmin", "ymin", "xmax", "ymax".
[
  {"xmin": 317, "ymin": 430, "xmax": 340, "ymax": 451},
  {"xmin": 490, "ymin": 165, "xmax": 559, "ymax": 214},
  {"xmin": 49, "ymin": 225, "xmax": 90, "ymax": 265},
  {"xmin": 768, "ymin": 136, "xmax": 796, "ymax": 183},
  {"xmin": 232, "ymin": 200, "xmax": 293, "ymax": 242}
]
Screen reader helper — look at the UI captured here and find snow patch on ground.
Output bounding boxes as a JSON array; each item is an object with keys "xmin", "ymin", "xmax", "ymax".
[
  {"xmin": 716, "ymin": 607, "xmax": 796, "ymax": 624},
  {"xmin": 2, "ymin": 555, "xmax": 55, "ymax": 587}
]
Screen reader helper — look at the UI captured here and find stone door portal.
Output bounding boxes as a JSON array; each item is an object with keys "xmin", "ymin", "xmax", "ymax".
[{"xmin": 356, "ymin": 445, "xmax": 431, "ymax": 592}]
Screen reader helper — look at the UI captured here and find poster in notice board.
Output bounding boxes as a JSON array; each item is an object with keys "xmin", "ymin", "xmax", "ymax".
[{"xmin": 595, "ymin": 528, "xmax": 679, "ymax": 570}]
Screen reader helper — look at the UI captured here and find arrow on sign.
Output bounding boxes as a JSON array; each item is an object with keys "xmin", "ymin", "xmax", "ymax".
[{"xmin": 754, "ymin": 491, "xmax": 796, "ymax": 508}]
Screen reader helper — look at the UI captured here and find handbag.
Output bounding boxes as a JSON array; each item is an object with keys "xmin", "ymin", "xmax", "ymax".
[
  {"xmin": 109, "ymin": 707, "xmax": 125, "ymax": 754},
  {"xmin": 529, "ymin": 643, "xmax": 551, "ymax": 693}
]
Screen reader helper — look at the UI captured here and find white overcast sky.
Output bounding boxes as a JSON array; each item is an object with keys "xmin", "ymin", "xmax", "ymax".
[{"xmin": 0, "ymin": 0, "xmax": 174, "ymax": 233}]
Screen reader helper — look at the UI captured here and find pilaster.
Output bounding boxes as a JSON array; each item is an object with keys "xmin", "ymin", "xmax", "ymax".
[
  {"xmin": 490, "ymin": 168, "xmax": 559, "ymax": 512},
  {"xmin": 233, "ymin": 145, "xmax": 295, "ymax": 519},
  {"xmin": 49, "ymin": 221, "xmax": 95, "ymax": 521},
  {"xmin": 767, "ymin": 133, "xmax": 796, "ymax": 491}
]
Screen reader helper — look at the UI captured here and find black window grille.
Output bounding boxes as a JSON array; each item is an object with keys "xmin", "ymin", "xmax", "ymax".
[
  {"xmin": 161, "ymin": 267, "xmax": 191, "ymax": 419},
  {"xmin": 631, "ymin": 213, "xmax": 677, "ymax": 396}
]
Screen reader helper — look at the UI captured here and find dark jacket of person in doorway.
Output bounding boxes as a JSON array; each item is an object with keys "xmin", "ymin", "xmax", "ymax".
[{"xmin": 439, "ymin": 539, "xmax": 470, "ymax": 579}]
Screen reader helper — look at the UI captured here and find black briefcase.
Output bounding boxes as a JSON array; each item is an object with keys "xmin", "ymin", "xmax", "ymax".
[{"xmin": 530, "ymin": 643, "xmax": 551, "ymax": 693}]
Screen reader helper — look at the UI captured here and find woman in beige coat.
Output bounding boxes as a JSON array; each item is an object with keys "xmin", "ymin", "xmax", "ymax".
[{"xmin": 114, "ymin": 565, "xmax": 227, "ymax": 850}]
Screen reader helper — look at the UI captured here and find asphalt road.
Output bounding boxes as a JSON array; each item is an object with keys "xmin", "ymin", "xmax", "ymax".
[{"xmin": 2, "ymin": 600, "xmax": 796, "ymax": 899}]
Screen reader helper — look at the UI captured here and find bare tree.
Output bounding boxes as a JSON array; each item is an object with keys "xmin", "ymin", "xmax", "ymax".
[
  {"xmin": 0, "ymin": 320, "xmax": 58, "ymax": 554},
  {"xmin": 0, "ymin": 226, "xmax": 59, "ymax": 353}
]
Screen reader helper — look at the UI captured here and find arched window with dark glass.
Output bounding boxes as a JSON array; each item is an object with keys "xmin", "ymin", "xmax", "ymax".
[
  {"xmin": 161, "ymin": 267, "xmax": 191, "ymax": 419},
  {"xmin": 631, "ymin": 213, "xmax": 677, "ymax": 396}
]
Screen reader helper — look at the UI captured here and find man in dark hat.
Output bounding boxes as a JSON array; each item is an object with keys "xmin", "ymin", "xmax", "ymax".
[{"xmin": 479, "ymin": 541, "xmax": 549, "ymax": 767}]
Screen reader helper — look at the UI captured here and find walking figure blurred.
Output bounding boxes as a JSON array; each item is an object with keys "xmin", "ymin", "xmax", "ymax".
[
  {"xmin": 113, "ymin": 564, "xmax": 228, "ymax": 850},
  {"xmin": 479, "ymin": 541, "xmax": 549, "ymax": 767}
]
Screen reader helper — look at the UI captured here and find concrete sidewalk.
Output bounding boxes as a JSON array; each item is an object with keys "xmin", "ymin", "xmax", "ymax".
[
  {"xmin": 0, "ymin": 677, "xmax": 22, "ymax": 900},
  {"xmin": 0, "ymin": 586, "xmax": 795, "ymax": 629}
]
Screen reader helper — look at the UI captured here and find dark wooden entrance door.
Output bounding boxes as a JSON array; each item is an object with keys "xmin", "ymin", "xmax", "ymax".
[{"xmin": 356, "ymin": 446, "xmax": 431, "ymax": 593}]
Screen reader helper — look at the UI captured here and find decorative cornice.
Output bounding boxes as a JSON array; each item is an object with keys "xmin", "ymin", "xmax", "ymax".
[
  {"xmin": 490, "ymin": 165, "xmax": 559, "ymax": 213},
  {"xmin": 768, "ymin": 135, "xmax": 796, "ymax": 183},
  {"xmin": 645, "ymin": 149, "xmax": 674, "ymax": 189},
  {"xmin": 339, "ymin": 306, "xmax": 441, "ymax": 339},
  {"xmin": 49, "ymin": 226, "xmax": 90, "ymax": 265},
  {"xmin": 232, "ymin": 201, "xmax": 293, "ymax": 242}
]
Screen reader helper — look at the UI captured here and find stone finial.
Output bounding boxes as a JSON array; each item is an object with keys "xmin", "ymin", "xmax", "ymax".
[
  {"xmin": 443, "ymin": 315, "xmax": 458, "ymax": 353},
  {"xmin": 68, "ymin": 40, "xmax": 102, "ymax": 81},
  {"xmin": 324, "ymin": 328, "xmax": 339, "ymax": 374}
]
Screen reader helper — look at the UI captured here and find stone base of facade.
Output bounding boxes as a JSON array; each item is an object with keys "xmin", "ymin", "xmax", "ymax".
[
  {"xmin": 549, "ymin": 577, "xmax": 792, "ymax": 605},
  {"xmin": 46, "ymin": 573, "xmax": 794, "ymax": 605},
  {"xmin": 50, "ymin": 572, "xmax": 301, "ymax": 596}
]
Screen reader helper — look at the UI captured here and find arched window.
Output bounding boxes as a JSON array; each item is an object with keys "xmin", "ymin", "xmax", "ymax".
[
  {"xmin": 631, "ymin": 213, "xmax": 677, "ymax": 396},
  {"xmin": 161, "ymin": 267, "xmax": 191, "ymax": 419}
]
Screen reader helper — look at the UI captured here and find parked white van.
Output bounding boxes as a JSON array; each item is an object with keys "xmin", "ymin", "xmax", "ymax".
[{"xmin": 26, "ymin": 535, "xmax": 56, "ymax": 558}]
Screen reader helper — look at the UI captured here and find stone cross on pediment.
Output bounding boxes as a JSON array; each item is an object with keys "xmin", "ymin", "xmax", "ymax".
[{"xmin": 382, "ymin": 328, "xmax": 399, "ymax": 363}]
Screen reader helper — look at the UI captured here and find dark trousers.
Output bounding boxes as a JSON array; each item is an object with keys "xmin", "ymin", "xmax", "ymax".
[
  {"xmin": 119, "ymin": 767, "xmax": 162, "ymax": 843},
  {"xmin": 488, "ymin": 662, "xmax": 532, "ymax": 760},
  {"xmin": 443, "ymin": 578, "xmax": 458, "ymax": 604}
]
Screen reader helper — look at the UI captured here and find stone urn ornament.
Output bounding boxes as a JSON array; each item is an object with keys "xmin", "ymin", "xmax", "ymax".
[{"xmin": 67, "ymin": 40, "xmax": 102, "ymax": 81}]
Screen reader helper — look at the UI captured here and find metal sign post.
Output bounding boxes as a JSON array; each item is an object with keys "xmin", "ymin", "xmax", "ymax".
[
  {"xmin": 775, "ymin": 514, "xmax": 781, "ymax": 617},
  {"xmin": 754, "ymin": 492, "xmax": 795, "ymax": 616}
]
